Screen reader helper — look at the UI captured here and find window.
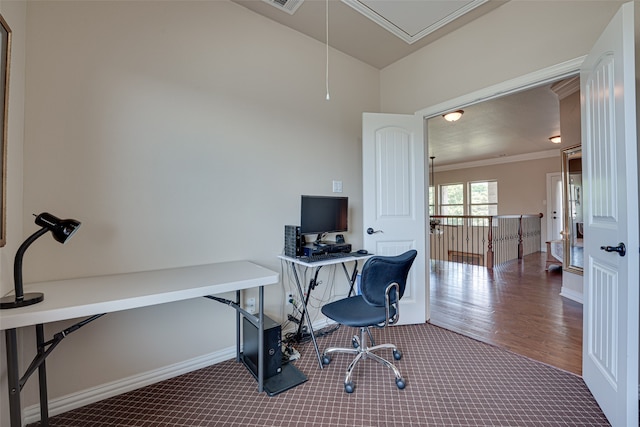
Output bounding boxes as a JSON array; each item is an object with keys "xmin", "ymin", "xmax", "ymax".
[
  {"xmin": 434, "ymin": 180, "xmax": 498, "ymax": 224},
  {"xmin": 428, "ymin": 186, "xmax": 435, "ymax": 216},
  {"xmin": 468, "ymin": 181, "xmax": 498, "ymax": 226},
  {"xmin": 469, "ymin": 181, "xmax": 498, "ymax": 216},
  {"xmin": 440, "ymin": 183, "xmax": 464, "ymax": 215},
  {"xmin": 438, "ymin": 183, "xmax": 465, "ymax": 226}
]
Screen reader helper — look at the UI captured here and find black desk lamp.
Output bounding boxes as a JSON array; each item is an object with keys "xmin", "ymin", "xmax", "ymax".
[{"xmin": 0, "ymin": 212, "xmax": 81, "ymax": 309}]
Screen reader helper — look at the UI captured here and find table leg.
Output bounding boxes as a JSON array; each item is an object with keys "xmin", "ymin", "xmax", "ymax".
[
  {"xmin": 294, "ymin": 266, "xmax": 319, "ymax": 341},
  {"xmin": 36, "ymin": 324, "xmax": 49, "ymax": 426},
  {"xmin": 341, "ymin": 261, "xmax": 359, "ymax": 297},
  {"xmin": 290, "ymin": 264, "xmax": 323, "ymax": 369},
  {"xmin": 6, "ymin": 328, "xmax": 22, "ymax": 427},
  {"xmin": 257, "ymin": 285, "xmax": 264, "ymax": 393},
  {"xmin": 207, "ymin": 292, "xmax": 264, "ymax": 393},
  {"xmin": 235, "ymin": 290, "xmax": 241, "ymax": 364}
]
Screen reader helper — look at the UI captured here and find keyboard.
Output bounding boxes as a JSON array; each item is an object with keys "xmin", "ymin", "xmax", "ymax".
[{"xmin": 298, "ymin": 252, "xmax": 351, "ymax": 263}]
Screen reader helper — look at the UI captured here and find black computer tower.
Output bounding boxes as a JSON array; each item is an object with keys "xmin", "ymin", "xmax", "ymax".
[
  {"xmin": 284, "ymin": 225, "xmax": 304, "ymax": 258},
  {"xmin": 242, "ymin": 315, "xmax": 282, "ymax": 379}
]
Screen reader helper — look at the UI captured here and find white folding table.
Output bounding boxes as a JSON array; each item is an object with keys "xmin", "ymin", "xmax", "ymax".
[{"xmin": 0, "ymin": 261, "xmax": 279, "ymax": 427}]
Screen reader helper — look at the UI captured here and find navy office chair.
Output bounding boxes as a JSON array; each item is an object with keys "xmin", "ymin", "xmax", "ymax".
[{"xmin": 321, "ymin": 250, "xmax": 417, "ymax": 393}]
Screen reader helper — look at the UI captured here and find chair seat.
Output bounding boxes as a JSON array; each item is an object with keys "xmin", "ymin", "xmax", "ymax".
[{"xmin": 321, "ymin": 295, "xmax": 397, "ymax": 328}]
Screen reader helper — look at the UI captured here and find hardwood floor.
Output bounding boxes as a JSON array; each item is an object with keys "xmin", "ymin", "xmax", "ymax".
[{"xmin": 429, "ymin": 252, "xmax": 583, "ymax": 375}]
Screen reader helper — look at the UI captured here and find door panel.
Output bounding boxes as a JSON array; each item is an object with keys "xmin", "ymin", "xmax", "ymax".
[
  {"xmin": 362, "ymin": 113, "xmax": 427, "ymax": 325},
  {"xmin": 581, "ymin": 3, "xmax": 638, "ymax": 426}
]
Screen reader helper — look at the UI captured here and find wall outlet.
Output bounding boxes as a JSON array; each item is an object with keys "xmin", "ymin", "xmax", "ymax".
[{"xmin": 246, "ymin": 297, "xmax": 256, "ymax": 314}]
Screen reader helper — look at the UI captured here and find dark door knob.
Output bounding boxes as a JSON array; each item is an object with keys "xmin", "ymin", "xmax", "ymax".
[
  {"xmin": 366, "ymin": 227, "xmax": 383, "ymax": 235},
  {"xmin": 600, "ymin": 242, "xmax": 626, "ymax": 257}
]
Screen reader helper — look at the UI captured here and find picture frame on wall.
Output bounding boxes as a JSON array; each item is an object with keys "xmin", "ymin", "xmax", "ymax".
[{"xmin": 0, "ymin": 14, "xmax": 10, "ymax": 247}]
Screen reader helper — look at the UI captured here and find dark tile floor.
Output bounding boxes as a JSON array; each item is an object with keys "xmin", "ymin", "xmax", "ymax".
[{"xmin": 29, "ymin": 322, "xmax": 609, "ymax": 426}]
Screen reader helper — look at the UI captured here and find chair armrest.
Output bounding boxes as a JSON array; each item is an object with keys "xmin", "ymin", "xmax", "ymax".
[{"xmin": 384, "ymin": 282, "xmax": 400, "ymax": 327}]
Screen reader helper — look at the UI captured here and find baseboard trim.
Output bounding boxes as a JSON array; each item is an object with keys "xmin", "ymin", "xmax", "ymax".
[
  {"xmin": 560, "ymin": 287, "xmax": 583, "ymax": 304},
  {"xmin": 24, "ymin": 346, "xmax": 236, "ymax": 424}
]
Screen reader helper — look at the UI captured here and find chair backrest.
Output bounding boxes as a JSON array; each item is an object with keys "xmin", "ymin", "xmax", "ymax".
[{"xmin": 359, "ymin": 250, "xmax": 417, "ymax": 308}]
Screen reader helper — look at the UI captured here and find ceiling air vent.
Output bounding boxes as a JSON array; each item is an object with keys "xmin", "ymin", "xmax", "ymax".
[{"xmin": 262, "ymin": 0, "xmax": 304, "ymax": 15}]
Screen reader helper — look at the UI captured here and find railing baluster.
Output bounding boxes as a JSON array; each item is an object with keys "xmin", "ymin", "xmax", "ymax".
[
  {"xmin": 429, "ymin": 214, "xmax": 542, "ymax": 269},
  {"xmin": 518, "ymin": 215, "xmax": 524, "ymax": 259},
  {"xmin": 487, "ymin": 216, "xmax": 494, "ymax": 268}
]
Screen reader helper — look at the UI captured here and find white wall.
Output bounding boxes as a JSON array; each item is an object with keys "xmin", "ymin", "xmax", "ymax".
[{"xmin": 6, "ymin": 0, "xmax": 379, "ymax": 416}]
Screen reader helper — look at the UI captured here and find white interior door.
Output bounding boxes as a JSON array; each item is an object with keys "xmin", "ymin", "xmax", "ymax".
[
  {"xmin": 546, "ymin": 172, "xmax": 563, "ymax": 241},
  {"xmin": 362, "ymin": 113, "xmax": 427, "ymax": 325},
  {"xmin": 580, "ymin": 2, "xmax": 639, "ymax": 426}
]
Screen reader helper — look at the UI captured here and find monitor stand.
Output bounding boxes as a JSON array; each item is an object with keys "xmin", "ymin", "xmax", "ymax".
[{"xmin": 311, "ymin": 233, "xmax": 325, "ymax": 246}]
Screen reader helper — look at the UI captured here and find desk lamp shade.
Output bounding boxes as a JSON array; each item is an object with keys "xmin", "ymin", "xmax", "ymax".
[
  {"xmin": 0, "ymin": 213, "xmax": 81, "ymax": 309},
  {"xmin": 35, "ymin": 212, "xmax": 81, "ymax": 243}
]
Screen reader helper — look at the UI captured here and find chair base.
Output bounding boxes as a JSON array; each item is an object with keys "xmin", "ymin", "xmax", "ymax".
[{"xmin": 322, "ymin": 327, "xmax": 405, "ymax": 393}]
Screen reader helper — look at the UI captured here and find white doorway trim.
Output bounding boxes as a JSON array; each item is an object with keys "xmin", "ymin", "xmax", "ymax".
[{"xmin": 415, "ymin": 56, "xmax": 584, "ymax": 119}]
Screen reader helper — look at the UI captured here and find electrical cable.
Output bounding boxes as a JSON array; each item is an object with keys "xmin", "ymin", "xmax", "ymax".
[{"xmin": 325, "ymin": 0, "xmax": 330, "ymax": 101}]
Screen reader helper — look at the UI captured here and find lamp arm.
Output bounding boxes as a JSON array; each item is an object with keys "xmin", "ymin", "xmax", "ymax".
[{"xmin": 13, "ymin": 227, "xmax": 49, "ymax": 301}]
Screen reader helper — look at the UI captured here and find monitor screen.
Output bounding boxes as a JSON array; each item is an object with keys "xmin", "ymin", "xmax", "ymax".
[{"xmin": 300, "ymin": 195, "xmax": 348, "ymax": 237}]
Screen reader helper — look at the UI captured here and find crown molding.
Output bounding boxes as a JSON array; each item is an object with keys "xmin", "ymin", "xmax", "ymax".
[
  {"xmin": 550, "ymin": 76, "xmax": 580, "ymax": 100},
  {"xmin": 434, "ymin": 149, "xmax": 560, "ymax": 172}
]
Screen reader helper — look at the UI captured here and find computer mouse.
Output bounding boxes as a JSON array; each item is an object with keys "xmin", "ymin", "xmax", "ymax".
[{"xmin": 357, "ymin": 249, "xmax": 368, "ymax": 255}]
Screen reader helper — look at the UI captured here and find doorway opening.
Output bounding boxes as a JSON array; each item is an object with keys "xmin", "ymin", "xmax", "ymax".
[{"xmin": 423, "ymin": 72, "xmax": 583, "ymax": 374}]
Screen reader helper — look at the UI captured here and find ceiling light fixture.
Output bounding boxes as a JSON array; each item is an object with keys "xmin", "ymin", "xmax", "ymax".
[
  {"xmin": 443, "ymin": 110, "xmax": 464, "ymax": 122},
  {"xmin": 549, "ymin": 135, "xmax": 562, "ymax": 144}
]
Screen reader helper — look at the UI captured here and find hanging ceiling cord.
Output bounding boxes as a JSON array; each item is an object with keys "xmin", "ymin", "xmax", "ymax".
[{"xmin": 325, "ymin": 0, "xmax": 330, "ymax": 101}]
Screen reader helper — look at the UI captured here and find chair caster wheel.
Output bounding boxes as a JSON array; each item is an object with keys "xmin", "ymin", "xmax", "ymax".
[
  {"xmin": 322, "ymin": 355, "xmax": 331, "ymax": 365},
  {"xmin": 351, "ymin": 337, "xmax": 359, "ymax": 349},
  {"xmin": 396, "ymin": 378, "xmax": 406, "ymax": 389},
  {"xmin": 345, "ymin": 382, "xmax": 355, "ymax": 393},
  {"xmin": 393, "ymin": 349, "xmax": 402, "ymax": 360}
]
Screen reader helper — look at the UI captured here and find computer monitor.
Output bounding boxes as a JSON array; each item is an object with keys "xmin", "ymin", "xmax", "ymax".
[{"xmin": 300, "ymin": 195, "xmax": 348, "ymax": 242}]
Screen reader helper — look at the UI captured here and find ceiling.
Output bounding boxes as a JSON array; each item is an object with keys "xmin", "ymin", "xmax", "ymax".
[
  {"xmin": 427, "ymin": 79, "xmax": 579, "ymax": 168},
  {"xmin": 232, "ymin": 0, "xmax": 507, "ymax": 69},
  {"xmin": 232, "ymin": 0, "xmax": 578, "ymax": 168}
]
